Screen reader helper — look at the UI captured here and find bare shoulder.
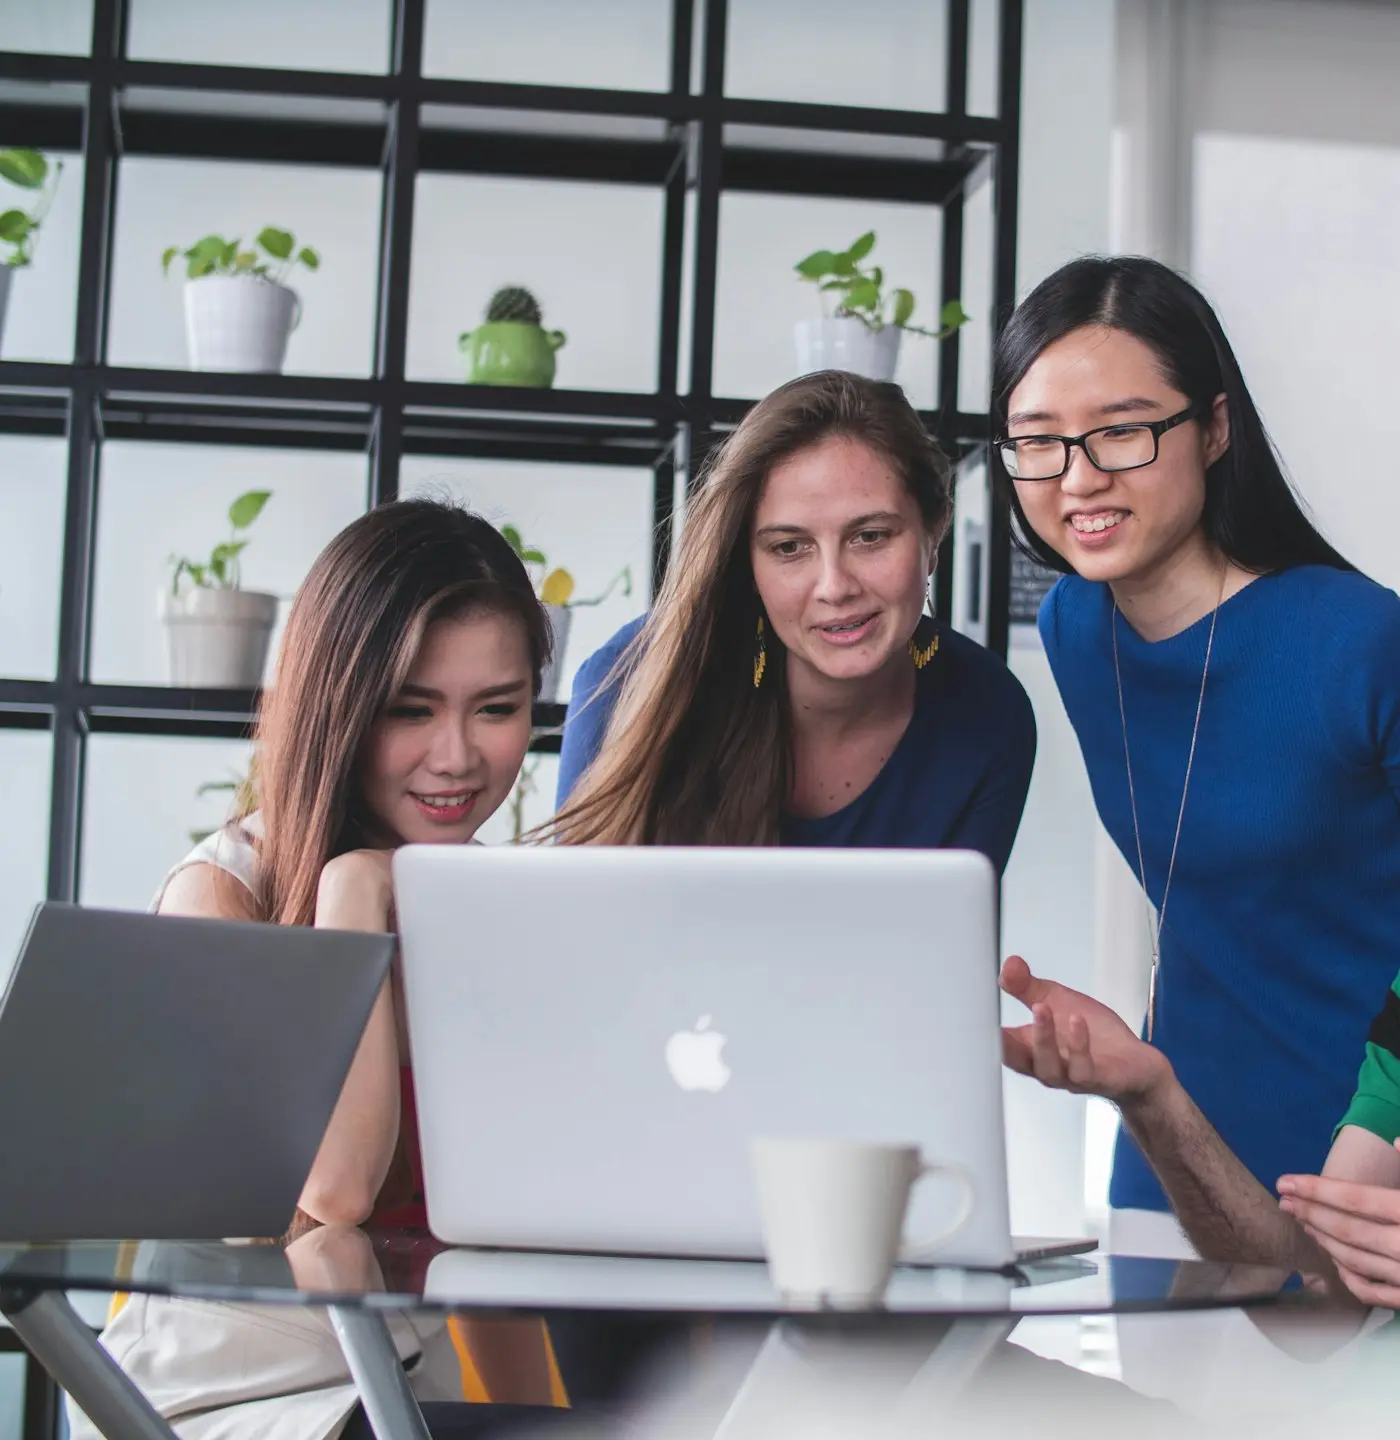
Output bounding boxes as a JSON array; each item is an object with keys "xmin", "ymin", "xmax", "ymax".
[
  {"xmin": 1326, "ymin": 1125, "xmax": 1400, "ymax": 1188},
  {"xmin": 157, "ymin": 862, "xmax": 261, "ymax": 923}
]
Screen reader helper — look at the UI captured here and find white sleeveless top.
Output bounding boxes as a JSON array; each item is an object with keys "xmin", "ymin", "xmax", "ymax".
[
  {"xmin": 69, "ymin": 817, "xmax": 463, "ymax": 1440},
  {"xmin": 150, "ymin": 813, "xmax": 264, "ymax": 912}
]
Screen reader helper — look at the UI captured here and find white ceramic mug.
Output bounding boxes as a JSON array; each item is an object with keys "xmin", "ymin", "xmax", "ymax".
[{"xmin": 750, "ymin": 1138, "xmax": 974, "ymax": 1307}]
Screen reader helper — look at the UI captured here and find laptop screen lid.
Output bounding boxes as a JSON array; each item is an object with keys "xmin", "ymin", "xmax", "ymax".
[
  {"xmin": 395, "ymin": 846, "xmax": 1016, "ymax": 1270},
  {"xmin": 0, "ymin": 904, "xmax": 393, "ymax": 1242}
]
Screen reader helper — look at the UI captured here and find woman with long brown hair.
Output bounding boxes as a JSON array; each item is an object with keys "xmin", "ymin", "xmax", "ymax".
[
  {"xmin": 132, "ymin": 498, "xmax": 567, "ymax": 1429},
  {"xmin": 554, "ymin": 370, "xmax": 1036, "ymax": 869}
]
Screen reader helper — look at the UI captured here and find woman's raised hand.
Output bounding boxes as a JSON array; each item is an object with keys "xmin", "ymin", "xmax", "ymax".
[{"xmin": 1000, "ymin": 954, "xmax": 1172, "ymax": 1105}]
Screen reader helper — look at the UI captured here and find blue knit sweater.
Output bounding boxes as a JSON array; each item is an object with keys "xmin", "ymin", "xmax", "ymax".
[{"xmin": 1040, "ymin": 566, "xmax": 1400, "ymax": 1210}]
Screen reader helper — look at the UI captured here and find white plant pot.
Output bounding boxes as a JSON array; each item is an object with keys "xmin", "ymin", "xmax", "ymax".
[
  {"xmin": 0, "ymin": 264, "xmax": 12, "ymax": 356},
  {"xmin": 794, "ymin": 316, "xmax": 902, "ymax": 383},
  {"xmin": 183, "ymin": 276, "xmax": 300, "ymax": 374},
  {"xmin": 539, "ymin": 604, "xmax": 573, "ymax": 704},
  {"xmin": 159, "ymin": 587, "xmax": 279, "ymax": 688}
]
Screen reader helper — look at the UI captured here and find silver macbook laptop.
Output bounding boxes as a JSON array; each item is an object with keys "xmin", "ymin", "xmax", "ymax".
[
  {"xmin": 0, "ymin": 903, "xmax": 393, "ymax": 1242},
  {"xmin": 395, "ymin": 846, "xmax": 1094, "ymax": 1272}
]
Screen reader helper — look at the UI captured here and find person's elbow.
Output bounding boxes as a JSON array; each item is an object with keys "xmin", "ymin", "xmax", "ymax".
[{"xmin": 297, "ymin": 1177, "xmax": 379, "ymax": 1228}]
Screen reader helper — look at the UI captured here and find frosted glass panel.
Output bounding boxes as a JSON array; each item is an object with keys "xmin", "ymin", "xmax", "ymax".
[
  {"xmin": 956, "ymin": 163, "xmax": 994, "ymax": 414},
  {"xmin": 408, "ymin": 175, "xmax": 664, "ymax": 393},
  {"xmin": 89, "ymin": 443, "xmax": 367, "ymax": 685},
  {"xmin": 0, "ymin": 1352, "xmax": 21, "ymax": 1440},
  {"xmin": 107, "ymin": 159, "xmax": 382, "ymax": 377},
  {"xmin": 726, "ymin": 0, "xmax": 948, "ymax": 112},
  {"xmin": 0, "ymin": 0, "xmax": 92, "ymax": 54},
  {"xmin": 424, "ymin": 0, "xmax": 669, "ymax": 90},
  {"xmin": 399, "ymin": 457, "xmax": 652, "ymax": 702},
  {"xmin": 0, "ymin": 152, "xmax": 83, "ymax": 364},
  {"xmin": 81, "ymin": 735, "xmax": 254, "ymax": 911},
  {"xmin": 713, "ymin": 192, "xmax": 941, "ymax": 409},
  {"xmin": 0, "ymin": 438, "xmax": 66, "ymax": 680},
  {"xmin": 127, "ymin": 0, "xmax": 390, "ymax": 73},
  {"xmin": 968, "ymin": 0, "xmax": 1001, "ymax": 117},
  {"xmin": 0, "ymin": 730, "xmax": 50, "ymax": 986}
]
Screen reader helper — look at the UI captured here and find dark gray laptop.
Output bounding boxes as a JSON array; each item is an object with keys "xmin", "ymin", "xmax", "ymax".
[{"xmin": 0, "ymin": 903, "xmax": 393, "ymax": 1242}]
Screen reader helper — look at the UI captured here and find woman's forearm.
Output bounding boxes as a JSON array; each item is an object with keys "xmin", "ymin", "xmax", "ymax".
[{"xmin": 298, "ymin": 863, "xmax": 402, "ymax": 1226}]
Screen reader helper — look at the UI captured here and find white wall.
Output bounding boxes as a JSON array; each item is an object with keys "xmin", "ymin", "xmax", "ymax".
[{"xmin": 996, "ymin": 0, "xmax": 1118, "ymax": 1237}]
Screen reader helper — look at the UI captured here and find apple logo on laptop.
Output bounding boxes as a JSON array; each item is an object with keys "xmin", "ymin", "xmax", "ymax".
[{"xmin": 665, "ymin": 1015, "xmax": 730, "ymax": 1092}]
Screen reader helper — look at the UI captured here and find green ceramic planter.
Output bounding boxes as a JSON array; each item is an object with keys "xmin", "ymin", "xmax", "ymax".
[{"xmin": 458, "ymin": 321, "xmax": 566, "ymax": 388}]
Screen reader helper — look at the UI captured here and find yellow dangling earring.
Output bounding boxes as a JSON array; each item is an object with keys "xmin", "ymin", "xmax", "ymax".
[
  {"xmin": 908, "ymin": 633, "xmax": 940, "ymax": 670},
  {"xmin": 753, "ymin": 616, "xmax": 767, "ymax": 688}
]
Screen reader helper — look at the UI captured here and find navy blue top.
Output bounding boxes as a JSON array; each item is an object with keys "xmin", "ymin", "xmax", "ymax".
[
  {"xmin": 1040, "ymin": 567, "xmax": 1400, "ymax": 1211},
  {"xmin": 555, "ymin": 615, "xmax": 1037, "ymax": 875}
]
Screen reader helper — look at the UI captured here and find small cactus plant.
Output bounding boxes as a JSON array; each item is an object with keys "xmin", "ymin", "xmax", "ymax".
[{"xmin": 485, "ymin": 285, "xmax": 543, "ymax": 326}]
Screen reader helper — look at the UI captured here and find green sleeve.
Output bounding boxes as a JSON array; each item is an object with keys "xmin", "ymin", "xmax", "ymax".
[{"xmin": 1335, "ymin": 1040, "xmax": 1400, "ymax": 1145}]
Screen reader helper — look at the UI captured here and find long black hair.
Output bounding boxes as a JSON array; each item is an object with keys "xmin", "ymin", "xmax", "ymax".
[{"xmin": 991, "ymin": 255, "xmax": 1353, "ymax": 577}]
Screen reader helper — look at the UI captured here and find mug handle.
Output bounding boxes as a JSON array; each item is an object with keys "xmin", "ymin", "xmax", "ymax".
[
  {"xmin": 901, "ymin": 1162, "xmax": 976, "ymax": 1261},
  {"xmin": 546, "ymin": 328, "xmax": 567, "ymax": 351},
  {"xmin": 288, "ymin": 291, "xmax": 303, "ymax": 332}
]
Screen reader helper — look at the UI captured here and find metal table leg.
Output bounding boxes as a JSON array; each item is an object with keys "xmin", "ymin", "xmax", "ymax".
[
  {"xmin": 0, "ymin": 1289, "xmax": 176, "ymax": 1440},
  {"xmin": 327, "ymin": 1305, "xmax": 432, "ymax": 1440}
]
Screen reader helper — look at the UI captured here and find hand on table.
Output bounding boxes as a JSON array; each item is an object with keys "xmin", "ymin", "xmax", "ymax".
[
  {"xmin": 1000, "ymin": 954, "xmax": 1173, "ymax": 1106},
  {"xmin": 1278, "ymin": 1145, "xmax": 1400, "ymax": 1309}
]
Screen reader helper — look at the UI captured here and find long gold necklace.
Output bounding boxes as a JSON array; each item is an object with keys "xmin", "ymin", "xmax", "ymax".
[{"xmin": 1112, "ymin": 569, "xmax": 1226, "ymax": 1043}]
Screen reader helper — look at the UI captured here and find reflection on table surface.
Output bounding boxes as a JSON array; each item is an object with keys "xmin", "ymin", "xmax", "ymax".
[
  {"xmin": 0, "ymin": 1229, "xmax": 1294, "ymax": 1317},
  {"xmin": 3, "ymin": 1229, "xmax": 1396, "ymax": 1437}
]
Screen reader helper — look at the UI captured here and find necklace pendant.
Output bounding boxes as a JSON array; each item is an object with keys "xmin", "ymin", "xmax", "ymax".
[{"xmin": 1146, "ymin": 958, "xmax": 1159, "ymax": 1045}]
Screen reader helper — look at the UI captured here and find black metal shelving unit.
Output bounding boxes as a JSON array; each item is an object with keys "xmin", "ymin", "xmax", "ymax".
[{"xmin": 0, "ymin": 0, "xmax": 1023, "ymax": 908}]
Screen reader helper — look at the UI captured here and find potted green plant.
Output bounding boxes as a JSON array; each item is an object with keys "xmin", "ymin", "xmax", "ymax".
[
  {"xmin": 160, "ymin": 490, "xmax": 278, "ymax": 688},
  {"xmin": 0, "ymin": 148, "xmax": 63, "ymax": 353},
  {"xmin": 501, "ymin": 524, "xmax": 632, "ymax": 702},
  {"xmin": 794, "ymin": 231, "xmax": 969, "ymax": 382},
  {"xmin": 162, "ymin": 228, "xmax": 319, "ymax": 374},
  {"xmin": 459, "ymin": 286, "xmax": 566, "ymax": 388}
]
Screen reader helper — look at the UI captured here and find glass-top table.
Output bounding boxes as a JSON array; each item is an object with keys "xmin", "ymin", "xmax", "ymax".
[
  {"xmin": 0, "ymin": 1231, "xmax": 1370, "ymax": 1440},
  {"xmin": 0, "ymin": 1232, "xmax": 1298, "ymax": 1317}
]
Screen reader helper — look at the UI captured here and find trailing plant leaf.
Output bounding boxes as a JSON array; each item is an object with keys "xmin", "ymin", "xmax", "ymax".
[
  {"xmin": 0, "ymin": 149, "xmax": 62, "ymax": 267},
  {"xmin": 228, "ymin": 490, "xmax": 271, "ymax": 530},
  {"xmin": 939, "ymin": 298, "xmax": 970, "ymax": 331},
  {"xmin": 795, "ymin": 249, "xmax": 840, "ymax": 280},
  {"xmin": 0, "ymin": 149, "xmax": 47, "ymax": 189},
  {"xmin": 163, "ymin": 228, "xmax": 320, "ymax": 286},
  {"xmin": 540, "ymin": 569, "xmax": 575, "ymax": 606},
  {"xmin": 501, "ymin": 524, "xmax": 631, "ymax": 609},
  {"xmin": 847, "ymin": 231, "xmax": 876, "ymax": 263},
  {"xmin": 169, "ymin": 490, "xmax": 272, "ymax": 594},
  {"xmin": 257, "ymin": 227, "xmax": 293, "ymax": 260},
  {"xmin": 794, "ymin": 229, "xmax": 969, "ymax": 338}
]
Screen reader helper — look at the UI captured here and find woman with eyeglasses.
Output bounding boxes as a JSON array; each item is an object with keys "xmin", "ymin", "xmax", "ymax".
[{"xmin": 992, "ymin": 254, "xmax": 1400, "ymax": 1259}]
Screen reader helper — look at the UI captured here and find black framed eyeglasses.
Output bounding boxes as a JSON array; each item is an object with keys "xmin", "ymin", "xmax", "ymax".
[{"xmin": 996, "ymin": 402, "xmax": 1203, "ymax": 481}]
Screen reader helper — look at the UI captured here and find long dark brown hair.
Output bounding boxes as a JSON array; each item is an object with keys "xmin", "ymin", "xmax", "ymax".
[
  {"xmin": 245, "ymin": 498, "xmax": 550, "ymax": 927},
  {"xmin": 547, "ymin": 370, "xmax": 953, "ymax": 846},
  {"xmin": 993, "ymin": 255, "xmax": 1353, "ymax": 576}
]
